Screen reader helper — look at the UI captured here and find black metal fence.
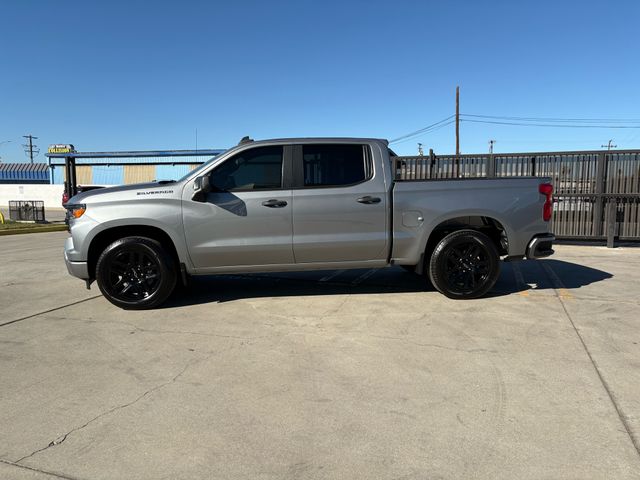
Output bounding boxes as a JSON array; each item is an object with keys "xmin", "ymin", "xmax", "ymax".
[
  {"xmin": 395, "ymin": 149, "xmax": 640, "ymax": 243},
  {"xmin": 8, "ymin": 200, "xmax": 46, "ymax": 222}
]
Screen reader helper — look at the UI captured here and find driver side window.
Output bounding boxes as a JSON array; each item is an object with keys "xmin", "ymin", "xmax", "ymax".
[{"xmin": 210, "ymin": 146, "xmax": 283, "ymax": 192}]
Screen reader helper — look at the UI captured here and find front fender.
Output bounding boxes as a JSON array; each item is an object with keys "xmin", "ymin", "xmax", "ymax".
[{"xmin": 69, "ymin": 200, "xmax": 190, "ymax": 267}]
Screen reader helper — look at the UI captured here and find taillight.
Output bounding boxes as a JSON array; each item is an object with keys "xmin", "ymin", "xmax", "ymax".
[{"xmin": 539, "ymin": 183, "xmax": 553, "ymax": 221}]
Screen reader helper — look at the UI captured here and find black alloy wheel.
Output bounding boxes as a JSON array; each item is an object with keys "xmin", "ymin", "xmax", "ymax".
[
  {"xmin": 96, "ymin": 236, "xmax": 177, "ymax": 309},
  {"xmin": 428, "ymin": 229, "xmax": 500, "ymax": 299}
]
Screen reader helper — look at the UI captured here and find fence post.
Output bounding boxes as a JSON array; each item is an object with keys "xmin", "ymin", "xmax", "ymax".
[
  {"xmin": 606, "ymin": 200, "xmax": 617, "ymax": 248},
  {"xmin": 593, "ymin": 152, "xmax": 607, "ymax": 237},
  {"xmin": 487, "ymin": 153, "xmax": 496, "ymax": 178},
  {"xmin": 531, "ymin": 156, "xmax": 536, "ymax": 176},
  {"xmin": 429, "ymin": 149, "xmax": 435, "ymax": 179}
]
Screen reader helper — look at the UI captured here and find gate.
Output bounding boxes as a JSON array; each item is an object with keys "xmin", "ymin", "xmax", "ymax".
[
  {"xmin": 8, "ymin": 200, "xmax": 46, "ymax": 222},
  {"xmin": 395, "ymin": 149, "xmax": 640, "ymax": 243}
]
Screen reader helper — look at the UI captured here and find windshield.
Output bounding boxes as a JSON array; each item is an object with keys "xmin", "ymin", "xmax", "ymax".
[{"xmin": 177, "ymin": 148, "xmax": 231, "ymax": 182}]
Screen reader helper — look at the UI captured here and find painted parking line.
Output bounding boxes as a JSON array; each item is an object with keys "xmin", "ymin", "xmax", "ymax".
[
  {"xmin": 541, "ymin": 262, "xmax": 574, "ymax": 299},
  {"xmin": 351, "ymin": 269, "xmax": 378, "ymax": 285},
  {"xmin": 319, "ymin": 269, "xmax": 347, "ymax": 282},
  {"xmin": 511, "ymin": 262, "xmax": 530, "ymax": 296}
]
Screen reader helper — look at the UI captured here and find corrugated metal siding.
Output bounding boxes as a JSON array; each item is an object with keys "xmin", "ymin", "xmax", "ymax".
[
  {"xmin": 0, "ymin": 163, "xmax": 50, "ymax": 183},
  {"xmin": 92, "ymin": 165, "xmax": 124, "ymax": 185},
  {"xmin": 76, "ymin": 166, "xmax": 92, "ymax": 185},
  {"xmin": 124, "ymin": 165, "xmax": 155, "ymax": 184},
  {"xmin": 52, "ymin": 166, "xmax": 64, "ymax": 184}
]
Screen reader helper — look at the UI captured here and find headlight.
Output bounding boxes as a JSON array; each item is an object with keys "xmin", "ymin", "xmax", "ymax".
[{"xmin": 65, "ymin": 204, "xmax": 86, "ymax": 219}]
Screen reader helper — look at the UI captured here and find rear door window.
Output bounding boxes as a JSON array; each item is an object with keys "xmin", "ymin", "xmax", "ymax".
[{"xmin": 302, "ymin": 144, "xmax": 371, "ymax": 187}]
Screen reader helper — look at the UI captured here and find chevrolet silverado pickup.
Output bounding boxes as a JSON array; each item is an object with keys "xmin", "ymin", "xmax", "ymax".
[{"xmin": 63, "ymin": 137, "xmax": 555, "ymax": 309}]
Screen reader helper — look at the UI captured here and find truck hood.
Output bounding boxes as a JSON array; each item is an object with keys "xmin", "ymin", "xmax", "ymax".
[{"xmin": 68, "ymin": 181, "xmax": 178, "ymax": 204}]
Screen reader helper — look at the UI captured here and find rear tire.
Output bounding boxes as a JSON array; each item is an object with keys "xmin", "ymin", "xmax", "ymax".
[
  {"xmin": 428, "ymin": 229, "xmax": 500, "ymax": 299},
  {"xmin": 96, "ymin": 236, "xmax": 177, "ymax": 310}
]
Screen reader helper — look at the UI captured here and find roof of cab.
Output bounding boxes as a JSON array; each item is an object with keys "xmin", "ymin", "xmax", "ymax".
[{"xmin": 240, "ymin": 137, "xmax": 389, "ymax": 146}]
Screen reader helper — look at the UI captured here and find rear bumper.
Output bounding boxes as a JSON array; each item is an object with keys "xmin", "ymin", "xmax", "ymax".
[{"xmin": 526, "ymin": 233, "xmax": 555, "ymax": 259}]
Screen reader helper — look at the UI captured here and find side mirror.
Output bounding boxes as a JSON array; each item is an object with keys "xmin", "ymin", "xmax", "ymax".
[{"xmin": 192, "ymin": 175, "xmax": 212, "ymax": 202}]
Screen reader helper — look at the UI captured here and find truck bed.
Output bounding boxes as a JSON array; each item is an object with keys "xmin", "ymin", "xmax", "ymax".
[{"xmin": 391, "ymin": 176, "xmax": 550, "ymax": 264}]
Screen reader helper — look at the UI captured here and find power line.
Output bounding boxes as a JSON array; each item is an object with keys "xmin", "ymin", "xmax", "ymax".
[
  {"xmin": 390, "ymin": 119, "xmax": 456, "ymax": 145},
  {"xmin": 460, "ymin": 118, "xmax": 640, "ymax": 129},
  {"xmin": 462, "ymin": 114, "xmax": 640, "ymax": 124},
  {"xmin": 389, "ymin": 111, "xmax": 640, "ymax": 150},
  {"xmin": 389, "ymin": 115, "xmax": 455, "ymax": 144}
]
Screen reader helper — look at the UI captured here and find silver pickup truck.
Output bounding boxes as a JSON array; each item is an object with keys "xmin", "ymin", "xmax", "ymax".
[{"xmin": 63, "ymin": 137, "xmax": 555, "ymax": 309}]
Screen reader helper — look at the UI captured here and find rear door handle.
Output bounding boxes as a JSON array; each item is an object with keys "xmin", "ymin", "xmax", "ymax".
[
  {"xmin": 357, "ymin": 196, "xmax": 381, "ymax": 204},
  {"xmin": 262, "ymin": 199, "xmax": 288, "ymax": 208}
]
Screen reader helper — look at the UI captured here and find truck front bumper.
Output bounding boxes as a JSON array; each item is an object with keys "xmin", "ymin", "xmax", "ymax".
[
  {"xmin": 526, "ymin": 233, "xmax": 555, "ymax": 259},
  {"xmin": 64, "ymin": 236, "xmax": 90, "ymax": 279}
]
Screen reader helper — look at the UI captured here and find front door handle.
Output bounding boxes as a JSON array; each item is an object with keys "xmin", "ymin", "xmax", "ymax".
[
  {"xmin": 262, "ymin": 199, "xmax": 288, "ymax": 208},
  {"xmin": 357, "ymin": 196, "xmax": 381, "ymax": 204}
]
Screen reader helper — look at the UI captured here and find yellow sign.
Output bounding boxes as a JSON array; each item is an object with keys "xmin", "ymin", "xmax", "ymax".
[{"xmin": 48, "ymin": 144, "xmax": 76, "ymax": 154}]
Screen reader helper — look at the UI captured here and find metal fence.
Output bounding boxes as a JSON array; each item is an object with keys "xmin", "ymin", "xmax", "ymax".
[
  {"xmin": 8, "ymin": 200, "xmax": 46, "ymax": 222},
  {"xmin": 395, "ymin": 149, "xmax": 640, "ymax": 243}
]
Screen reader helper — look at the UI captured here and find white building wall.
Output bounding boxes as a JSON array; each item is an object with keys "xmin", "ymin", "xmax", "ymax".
[{"xmin": 0, "ymin": 184, "xmax": 65, "ymax": 210}]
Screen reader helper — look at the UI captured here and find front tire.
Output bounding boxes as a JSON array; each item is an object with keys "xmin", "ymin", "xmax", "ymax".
[
  {"xmin": 428, "ymin": 230, "xmax": 500, "ymax": 299},
  {"xmin": 95, "ymin": 236, "xmax": 177, "ymax": 309}
]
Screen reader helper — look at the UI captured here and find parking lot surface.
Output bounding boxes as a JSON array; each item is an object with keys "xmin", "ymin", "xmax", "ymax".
[{"xmin": 1, "ymin": 232, "xmax": 639, "ymax": 480}]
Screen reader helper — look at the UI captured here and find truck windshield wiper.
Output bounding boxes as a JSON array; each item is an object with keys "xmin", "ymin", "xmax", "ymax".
[{"xmin": 157, "ymin": 180, "xmax": 175, "ymax": 184}]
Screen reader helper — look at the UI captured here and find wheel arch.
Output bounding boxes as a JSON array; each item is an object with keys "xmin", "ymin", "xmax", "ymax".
[
  {"xmin": 87, "ymin": 225, "xmax": 180, "ymax": 280},
  {"xmin": 416, "ymin": 214, "xmax": 510, "ymax": 274}
]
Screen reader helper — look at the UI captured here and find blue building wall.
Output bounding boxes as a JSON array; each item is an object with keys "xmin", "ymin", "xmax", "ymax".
[
  {"xmin": 51, "ymin": 165, "xmax": 64, "ymax": 184},
  {"xmin": 155, "ymin": 164, "xmax": 192, "ymax": 181},
  {"xmin": 91, "ymin": 165, "xmax": 124, "ymax": 185}
]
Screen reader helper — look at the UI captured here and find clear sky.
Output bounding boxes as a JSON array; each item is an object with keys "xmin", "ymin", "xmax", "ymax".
[{"xmin": 1, "ymin": 0, "xmax": 640, "ymax": 162}]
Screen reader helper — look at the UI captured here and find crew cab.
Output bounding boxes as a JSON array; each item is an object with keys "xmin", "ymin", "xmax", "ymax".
[{"xmin": 63, "ymin": 138, "xmax": 554, "ymax": 309}]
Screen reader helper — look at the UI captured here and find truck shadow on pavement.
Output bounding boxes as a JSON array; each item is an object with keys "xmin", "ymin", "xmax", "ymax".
[
  {"xmin": 489, "ymin": 259, "xmax": 613, "ymax": 297},
  {"xmin": 163, "ymin": 259, "xmax": 613, "ymax": 307}
]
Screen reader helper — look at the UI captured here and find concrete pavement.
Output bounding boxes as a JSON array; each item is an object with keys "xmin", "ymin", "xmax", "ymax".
[{"xmin": 1, "ymin": 232, "xmax": 639, "ymax": 479}]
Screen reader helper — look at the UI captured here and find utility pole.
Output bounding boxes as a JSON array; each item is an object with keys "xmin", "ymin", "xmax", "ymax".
[
  {"xmin": 455, "ymin": 86, "xmax": 460, "ymax": 157},
  {"xmin": 417, "ymin": 143, "xmax": 424, "ymax": 156},
  {"xmin": 601, "ymin": 139, "xmax": 617, "ymax": 150},
  {"xmin": 489, "ymin": 139, "xmax": 496, "ymax": 154},
  {"xmin": 22, "ymin": 134, "xmax": 39, "ymax": 163},
  {"xmin": 455, "ymin": 86, "xmax": 460, "ymax": 176}
]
